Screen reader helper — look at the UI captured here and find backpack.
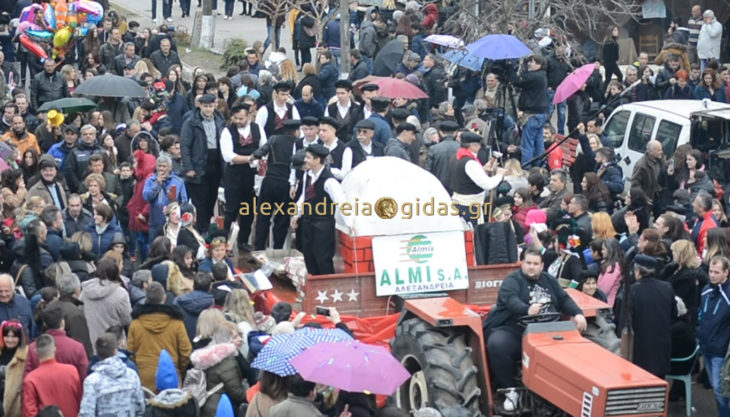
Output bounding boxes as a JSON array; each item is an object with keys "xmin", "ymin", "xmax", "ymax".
[{"xmin": 182, "ymin": 367, "xmax": 224, "ymax": 407}]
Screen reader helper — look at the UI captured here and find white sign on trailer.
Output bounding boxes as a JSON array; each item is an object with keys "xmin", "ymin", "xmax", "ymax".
[{"xmin": 372, "ymin": 231, "xmax": 469, "ymax": 296}]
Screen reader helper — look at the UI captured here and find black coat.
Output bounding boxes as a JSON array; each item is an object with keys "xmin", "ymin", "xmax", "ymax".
[
  {"xmin": 630, "ymin": 277, "xmax": 676, "ymax": 377},
  {"xmin": 180, "ymin": 109, "xmax": 226, "ymax": 184},
  {"xmin": 666, "ymin": 265, "xmax": 704, "ymax": 327}
]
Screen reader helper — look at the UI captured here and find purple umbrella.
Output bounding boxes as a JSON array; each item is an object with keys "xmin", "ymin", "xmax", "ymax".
[
  {"xmin": 553, "ymin": 62, "xmax": 598, "ymax": 104},
  {"xmin": 290, "ymin": 340, "xmax": 410, "ymax": 395},
  {"xmin": 466, "ymin": 34, "xmax": 532, "ymax": 60},
  {"xmin": 424, "ymin": 34, "xmax": 464, "ymax": 48}
]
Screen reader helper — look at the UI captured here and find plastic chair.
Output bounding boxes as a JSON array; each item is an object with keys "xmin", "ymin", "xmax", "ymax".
[{"xmin": 665, "ymin": 343, "xmax": 701, "ymax": 417}]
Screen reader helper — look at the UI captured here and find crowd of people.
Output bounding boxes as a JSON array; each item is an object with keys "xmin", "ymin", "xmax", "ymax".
[{"xmin": 0, "ymin": 0, "xmax": 724, "ymax": 416}]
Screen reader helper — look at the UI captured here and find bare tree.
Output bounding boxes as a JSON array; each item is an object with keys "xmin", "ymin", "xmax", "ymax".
[{"xmin": 444, "ymin": 0, "xmax": 640, "ymax": 48}]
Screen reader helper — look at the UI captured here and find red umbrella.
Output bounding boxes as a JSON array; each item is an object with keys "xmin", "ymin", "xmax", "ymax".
[
  {"xmin": 355, "ymin": 76, "xmax": 428, "ymax": 99},
  {"xmin": 552, "ymin": 62, "xmax": 599, "ymax": 104}
]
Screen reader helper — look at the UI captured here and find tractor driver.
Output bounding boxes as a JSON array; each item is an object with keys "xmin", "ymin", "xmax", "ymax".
[{"xmin": 484, "ymin": 247, "xmax": 587, "ymax": 412}]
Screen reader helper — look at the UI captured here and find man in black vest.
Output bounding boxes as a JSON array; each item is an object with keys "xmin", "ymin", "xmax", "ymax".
[
  {"xmin": 291, "ymin": 144, "xmax": 351, "ymax": 275},
  {"xmin": 181, "ymin": 94, "xmax": 226, "ymax": 233},
  {"xmin": 295, "ymin": 116, "xmax": 320, "ymax": 150},
  {"xmin": 220, "ymin": 103, "xmax": 267, "ymax": 251},
  {"xmin": 251, "ymin": 119, "xmax": 301, "ymax": 250},
  {"xmin": 324, "ymin": 80, "xmax": 361, "ymax": 143},
  {"xmin": 255, "ymin": 82, "xmax": 301, "ymax": 138},
  {"xmin": 450, "ymin": 132, "xmax": 505, "ymax": 227},
  {"xmin": 348, "ymin": 119, "xmax": 383, "ymax": 168},
  {"xmin": 426, "ymin": 120, "xmax": 460, "ymax": 193},
  {"xmin": 318, "ymin": 116, "xmax": 351, "ymax": 180}
]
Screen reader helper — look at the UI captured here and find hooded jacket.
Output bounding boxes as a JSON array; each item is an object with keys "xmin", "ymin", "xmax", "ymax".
[
  {"xmin": 87, "ymin": 219, "xmax": 123, "ymax": 261},
  {"xmin": 127, "ymin": 150, "xmax": 156, "ymax": 232},
  {"xmin": 174, "ymin": 290, "xmax": 214, "ymax": 341},
  {"xmin": 699, "ymin": 278, "xmax": 730, "ymax": 357},
  {"xmin": 190, "ymin": 342, "xmax": 246, "ymax": 417},
  {"xmin": 421, "ymin": 3, "xmax": 439, "ymax": 31},
  {"xmin": 127, "ymin": 303, "xmax": 192, "ymax": 391},
  {"xmin": 79, "ymin": 356, "xmax": 146, "ymax": 417},
  {"xmin": 143, "ymin": 389, "xmax": 199, "ymax": 417},
  {"xmin": 80, "ymin": 278, "xmax": 132, "ymax": 354}
]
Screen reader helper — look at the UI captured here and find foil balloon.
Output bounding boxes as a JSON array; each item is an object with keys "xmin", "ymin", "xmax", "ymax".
[
  {"xmin": 42, "ymin": 3, "xmax": 56, "ymax": 30},
  {"xmin": 53, "ymin": 26, "xmax": 71, "ymax": 48},
  {"xmin": 19, "ymin": 4, "xmax": 43, "ymax": 24},
  {"xmin": 17, "ymin": 21, "xmax": 43, "ymax": 35},
  {"xmin": 19, "ymin": 35, "xmax": 47, "ymax": 60},
  {"xmin": 26, "ymin": 30, "xmax": 54, "ymax": 43},
  {"xmin": 55, "ymin": 0, "xmax": 68, "ymax": 30},
  {"xmin": 76, "ymin": 0, "xmax": 103, "ymax": 17}
]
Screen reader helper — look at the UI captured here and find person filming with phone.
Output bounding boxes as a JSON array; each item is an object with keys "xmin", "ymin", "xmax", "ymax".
[{"xmin": 142, "ymin": 153, "xmax": 189, "ymax": 240}]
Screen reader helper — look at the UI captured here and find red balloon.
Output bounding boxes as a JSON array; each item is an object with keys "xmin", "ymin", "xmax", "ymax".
[{"xmin": 19, "ymin": 34, "xmax": 47, "ymax": 60}]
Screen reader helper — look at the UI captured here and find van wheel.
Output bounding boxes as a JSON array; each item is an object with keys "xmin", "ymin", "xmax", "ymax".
[{"xmin": 391, "ymin": 317, "xmax": 483, "ymax": 416}]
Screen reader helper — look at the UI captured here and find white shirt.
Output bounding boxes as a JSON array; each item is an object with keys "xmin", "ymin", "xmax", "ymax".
[
  {"xmin": 363, "ymin": 104, "xmax": 372, "ymax": 120},
  {"xmin": 255, "ymin": 101, "xmax": 301, "ymax": 129},
  {"xmin": 323, "ymin": 138, "xmax": 352, "ymax": 180},
  {"xmin": 452, "ymin": 156, "xmax": 503, "ymax": 206},
  {"xmin": 296, "ymin": 166, "xmax": 352, "ymax": 228},
  {"xmin": 359, "ymin": 141, "xmax": 373, "ymax": 158},
  {"xmin": 288, "ymin": 136, "xmax": 320, "ymax": 186},
  {"xmin": 219, "ymin": 123, "xmax": 268, "ymax": 164},
  {"xmin": 324, "ymin": 100, "xmax": 351, "ymax": 119}
]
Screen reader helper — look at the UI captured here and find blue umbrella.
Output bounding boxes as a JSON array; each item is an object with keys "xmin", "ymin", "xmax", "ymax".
[
  {"xmin": 442, "ymin": 49, "xmax": 485, "ymax": 72},
  {"xmin": 251, "ymin": 327, "xmax": 353, "ymax": 376},
  {"xmin": 466, "ymin": 34, "xmax": 532, "ymax": 60}
]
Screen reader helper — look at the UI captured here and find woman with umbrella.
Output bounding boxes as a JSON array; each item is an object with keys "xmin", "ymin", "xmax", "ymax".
[{"xmin": 245, "ymin": 371, "xmax": 289, "ymax": 417}]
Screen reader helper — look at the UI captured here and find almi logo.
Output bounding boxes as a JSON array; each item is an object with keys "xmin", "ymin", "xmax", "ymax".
[{"xmin": 404, "ymin": 235, "xmax": 434, "ymax": 264}]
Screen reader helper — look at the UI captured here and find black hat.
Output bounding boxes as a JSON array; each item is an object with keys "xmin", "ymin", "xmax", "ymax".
[
  {"xmin": 273, "ymin": 81, "xmax": 293, "ymax": 92},
  {"xmin": 230, "ymin": 103, "xmax": 251, "ymax": 113},
  {"xmin": 335, "ymin": 79, "xmax": 353, "ymax": 90},
  {"xmin": 579, "ymin": 269, "xmax": 599, "ymax": 282},
  {"xmin": 199, "ymin": 94, "xmax": 217, "ymax": 104},
  {"xmin": 141, "ymin": 98, "xmax": 157, "ymax": 111},
  {"xmin": 672, "ymin": 189, "xmax": 691, "ymax": 205},
  {"xmin": 290, "ymin": 149, "xmax": 307, "ymax": 167},
  {"xmin": 438, "ymin": 120, "xmax": 459, "ymax": 132},
  {"xmin": 634, "ymin": 254, "xmax": 659, "ymax": 268},
  {"xmin": 371, "ymin": 96, "xmax": 390, "ymax": 111},
  {"xmin": 307, "ymin": 144, "xmax": 330, "ymax": 158},
  {"xmin": 63, "ymin": 124, "xmax": 79, "ymax": 135},
  {"xmin": 460, "ymin": 132, "xmax": 482, "ymax": 144},
  {"xmin": 395, "ymin": 122, "xmax": 418, "ymax": 134},
  {"xmin": 319, "ymin": 116, "xmax": 340, "ymax": 129},
  {"xmin": 355, "ymin": 119, "xmax": 376, "ymax": 130},
  {"xmin": 666, "ymin": 204, "xmax": 688, "ymax": 215},
  {"xmin": 390, "ymin": 108, "xmax": 410, "ymax": 121},
  {"xmin": 282, "ymin": 119, "xmax": 302, "ymax": 130},
  {"xmin": 493, "ymin": 195, "xmax": 514, "ymax": 209},
  {"xmin": 301, "ymin": 116, "xmax": 319, "ymax": 126},
  {"xmin": 361, "ymin": 83, "xmax": 380, "ymax": 92},
  {"xmin": 111, "ymin": 232, "xmax": 126, "ymax": 248}
]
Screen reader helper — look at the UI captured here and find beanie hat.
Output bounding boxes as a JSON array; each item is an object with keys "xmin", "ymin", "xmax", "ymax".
[
  {"xmin": 524, "ymin": 209, "xmax": 547, "ymax": 228},
  {"xmin": 156, "ymin": 349, "xmax": 179, "ymax": 390}
]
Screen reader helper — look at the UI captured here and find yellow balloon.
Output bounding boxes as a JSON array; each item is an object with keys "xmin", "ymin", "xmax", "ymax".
[{"xmin": 53, "ymin": 26, "xmax": 71, "ymax": 48}]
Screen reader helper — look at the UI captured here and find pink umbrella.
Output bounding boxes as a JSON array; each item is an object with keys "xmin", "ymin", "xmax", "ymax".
[
  {"xmin": 290, "ymin": 340, "xmax": 410, "ymax": 395},
  {"xmin": 552, "ymin": 62, "xmax": 599, "ymax": 104}
]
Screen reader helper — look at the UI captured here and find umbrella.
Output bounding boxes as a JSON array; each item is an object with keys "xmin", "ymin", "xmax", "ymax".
[
  {"xmin": 466, "ymin": 34, "xmax": 532, "ymax": 60},
  {"xmin": 38, "ymin": 97, "xmax": 98, "ymax": 113},
  {"xmin": 251, "ymin": 327, "xmax": 353, "ymax": 376},
  {"xmin": 74, "ymin": 74, "xmax": 147, "ymax": 98},
  {"xmin": 552, "ymin": 62, "xmax": 599, "ymax": 104},
  {"xmin": 424, "ymin": 34, "xmax": 464, "ymax": 49},
  {"xmin": 362, "ymin": 77, "xmax": 428, "ymax": 99},
  {"xmin": 373, "ymin": 39, "xmax": 405, "ymax": 76},
  {"xmin": 291, "ymin": 340, "xmax": 411, "ymax": 395},
  {"xmin": 441, "ymin": 49, "xmax": 485, "ymax": 72}
]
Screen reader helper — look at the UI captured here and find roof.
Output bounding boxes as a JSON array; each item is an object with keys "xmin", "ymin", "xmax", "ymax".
[{"xmin": 615, "ymin": 100, "xmax": 730, "ymax": 119}]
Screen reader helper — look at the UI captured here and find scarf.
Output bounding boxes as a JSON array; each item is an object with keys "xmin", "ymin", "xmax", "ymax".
[{"xmin": 456, "ymin": 148, "xmax": 479, "ymax": 161}]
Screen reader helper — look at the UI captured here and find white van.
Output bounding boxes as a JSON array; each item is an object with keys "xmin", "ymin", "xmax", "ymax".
[{"xmin": 602, "ymin": 99, "xmax": 730, "ymax": 178}]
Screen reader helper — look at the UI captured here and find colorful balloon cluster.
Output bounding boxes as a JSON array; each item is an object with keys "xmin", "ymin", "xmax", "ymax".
[{"xmin": 17, "ymin": 0, "xmax": 104, "ymax": 61}]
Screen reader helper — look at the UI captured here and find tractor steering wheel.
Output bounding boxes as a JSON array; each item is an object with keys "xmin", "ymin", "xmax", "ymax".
[{"xmin": 517, "ymin": 312, "xmax": 562, "ymax": 327}]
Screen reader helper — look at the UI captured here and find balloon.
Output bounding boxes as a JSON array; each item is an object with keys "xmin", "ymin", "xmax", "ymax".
[
  {"xmin": 27, "ymin": 30, "xmax": 54, "ymax": 43},
  {"xmin": 67, "ymin": 14, "xmax": 78, "ymax": 28},
  {"xmin": 19, "ymin": 35, "xmax": 47, "ymax": 60},
  {"xmin": 55, "ymin": 0, "xmax": 68, "ymax": 30},
  {"xmin": 86, "ymin": 13, "xmax": 102, "ymax": 25},
  {"xmin": 53, "ymin": 27, "xmax": 71, "ymax": 48},
  {"xmin": 17, "ymin": 21, "xmax": 43, "ymax": 35},
  {"xmin": 76, "ymin": 0, "xmax": 103, "ymax": 17},
  {"xmin": 19, "ymin": 4, "xmax": 43, "ymax": 24},
  {"xmin": 42, "ymin": 3, "xmax": 56, "ymax": 30}
]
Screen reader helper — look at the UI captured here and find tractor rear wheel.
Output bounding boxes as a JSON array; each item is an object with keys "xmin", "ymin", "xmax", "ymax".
[{"xmin": 391, "ymin": 317, "xmax": 483, "ymax": 417}]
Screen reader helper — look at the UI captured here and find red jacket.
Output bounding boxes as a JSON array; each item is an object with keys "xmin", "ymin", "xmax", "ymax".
[
  {"xmin": 127, "ymin": 150, "xmax": 157, "ymax": 232},
  {"xmin": 694, "ymin": 210, "xmax": 718, "ymax": 255},
  {"xmin": 22, "ymin": 359, "xmax": 82, "ymax": 417},
  {"xmin": 546, "ymin": 141, "xmax": 564, "ymax": 170},
  {"xmin": 25, "ymin": 329, "xmax": 89, "ymax": 381}
]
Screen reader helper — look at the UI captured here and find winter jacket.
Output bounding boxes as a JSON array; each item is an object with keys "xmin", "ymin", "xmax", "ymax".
[
  {"xmin": 664, "ymin": 83, "xmax": 694, "ymax": 99},
  {"xmin": 22, "ymin": 359, "xmax": 82, "ymax": 417},
  {"xmin": 511, "ymin": 69, "xmax": 548, "ymax": 114},
  {"xmin": 100, "ymin": 41, "xmax": 124, "ymax": 69},
  {"xmin": 144, "ymin": 389, "xmax": 199, "ymax": 417},
  {"xmin": 166, "ymin": 93, "xmax": 189, "ymax": 135},
  {"xmin": 80, "ymin": 278, "xmax": 132, "ymax": 354},
  {"xmin": 127, "ymin": 303, "xmax": 192, "ymax": 391},
  {"xmin": 597, "ymin": 162, "xmax": 624, "ymax": 195},
  {"xmin": 698, "ymin": 279, "xmax": 730, "ymax": 357},
  {"xmin": 349, "ymin": 59, "xmax": 370, "ymax": 82},
  {"xmin": 127, "ymin": 150, "xmax": 155, "ymax": 233},
  {"xmin": 421, "ymin": 3, "xmax": 439, "ymax": 30},
  {"xmin": 359, "ymin": 19, "xmax": 378, "ymax": 58},
  {"xmin": 25, "ymin": 329, "xmax": 89, "ymax": 381},
  {"xmin": 30, "ymin": 70, "xmax": 69, "ymax": 109},
  {"xmin": 63, "ymin": 141, "xmax": 105, "ymax": 193},
  {"xmin": 692, "ymin": 210, "xmax": 718, "ymax": 255},
  {"xmin": 246, "ymin": 392, "xmax": 284, "ymax": 417},
  {"xmin": 143, "ymin": 172, "xmax": 188, "ymax": 229},
  {"xmin": 697, "ymin": 19, "xmax": 723, "ymax": 59},
  {"xmin": 654, "ymin": 64, "xmax": 676, "ymax": 98},
  {"xmin": 190, "ymin": 343, "xmax": 246, "ymax": 417},
  {"xmin": 180, "ymin": 109, "xmax": 226, "ymax": 184},
  {"xmin": 631, "ymin": 153, "xmax": 664, "ymax": 203},
  {"xmin": 174, "ymin": 290, "xmax": 214, "ymax": 341},
  {"xmin": 0, "ymin": 295, "xmax": 33, "ymax": 338},
  {"xmin": 667, "ymin": 265, "xmax": 702, "ymax": 327},
  {"xmin": 0, "ymin": 130, "xmax": 39, "ymax": 156},
  {"xmin": 49, "ymin": 296, "xmax": 93, "ymax": 358},
  {"xmin": 26, "ymin": 178, "xmax": 68, "ymax": 211},
  {"xmin": 79, "ymin": 356, "xmax": 146, "ymax": 417},
  {"xmin": 693, "ymin": 84, "xmax": 728, "ymax": 102},
  {"xmin": 270, "ymin": 394, "xmax": 324, "ymax": 417},
  {"xmin": 9, "ymin": 238, "xmax": 54, "ymax": 299},
  {"xmin": 88, "ymin": 350, "xmax": 138, "ymax": 375},
  {"xmin": 87, "ymin": 221, "xmax": 123, "ymax": 261},
  {"xmin": 421, "ymin": 64, "xmax": 447, "ymax": 109},
  {"xmin": 63, "ymin": 207, "xmax": 94, "ymax": 237},
  {"xmin": 149, "ymin": 50, "xmax": 181, "ymax": 77},
  {"xmin": 598, "ymin": 263, "xmax": 622, "ymax": 307},
  {"xmin": 317, "ymin": 61, "xmax": 339, "ymax": 102},
  {"xmin": 3, "ymin": 345, "xmax": 26, "ymax": 417}
]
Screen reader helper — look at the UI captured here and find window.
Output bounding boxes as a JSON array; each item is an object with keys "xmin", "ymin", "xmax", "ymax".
[
  {"xmin": 655, "ymin": 120, "xmax": 682, "ymax": 156},
  {"xmin": 604, "ymin": 111, "xmax": 630, "ymax": 149},
  {"xmin": 628, "ymin": 113, "xmax": 656, "ymax": 152}
]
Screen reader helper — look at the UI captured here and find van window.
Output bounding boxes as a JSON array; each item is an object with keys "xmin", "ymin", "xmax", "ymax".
[
  {"xmin": 605, "ymin": 110, "xmax": 630, "ymax": 148},
  {"xmin": 628, "ymin": 113, "xmax": 656, "ymax": 152},
  {"xmin": 655, "ymin": 120, "xmax": 682, "ymax": 156}
]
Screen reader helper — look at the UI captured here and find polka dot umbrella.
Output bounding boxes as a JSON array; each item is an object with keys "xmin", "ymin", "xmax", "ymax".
[{"xmin": 251, "ymin": 327, "xmax": 353, "ymax": 377}]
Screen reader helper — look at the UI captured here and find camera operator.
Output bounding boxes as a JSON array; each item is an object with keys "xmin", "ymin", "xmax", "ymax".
[{"xmin": 510, "ymin": 55, "xmax": 548, "ymax": 169}]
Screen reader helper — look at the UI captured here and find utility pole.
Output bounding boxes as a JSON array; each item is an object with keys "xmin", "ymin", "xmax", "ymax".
[
  {"xmin": 200, "ymin": 0, "xmax": 215, "ymax": 48},
  {"xmin": 338, "ymin": 0, "xmax": 351, "ymax": 74}
]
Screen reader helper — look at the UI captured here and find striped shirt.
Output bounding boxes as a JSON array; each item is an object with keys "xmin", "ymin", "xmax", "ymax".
[{"xmin": 688, "ymin": 16, "xmax": 702, "ymax": 46}]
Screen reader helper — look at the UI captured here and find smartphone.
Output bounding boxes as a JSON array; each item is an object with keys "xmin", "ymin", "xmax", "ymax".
[{"xmin": 315, "ymin": 306, "xmax": 330, "ymax": 316}]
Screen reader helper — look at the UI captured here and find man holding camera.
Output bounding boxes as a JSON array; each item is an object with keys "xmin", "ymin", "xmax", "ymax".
[{"xmin": 510, "ymin": 55, "xmax": 548, "ymax": 169}]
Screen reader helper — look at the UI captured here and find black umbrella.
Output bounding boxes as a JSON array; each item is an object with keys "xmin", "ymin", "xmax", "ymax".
[
  {"xmin": 74, "ymin": 74, "xmax": 147, "ymax": 98},
  {"xmin": 373, "ymin": 39, "xmax": 405, "ymax": 76}
]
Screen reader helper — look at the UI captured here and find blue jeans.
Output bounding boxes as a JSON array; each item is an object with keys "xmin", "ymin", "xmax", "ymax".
[
  {"xmin": 331, "ymin": 48, "xmax": 341, "ymax": 68},
  {"xmin": 137, "ymin": 231, "xmax": 150, "ymax": 261},
  {"xmin": 224, "ymin": 0, "xmax": 234, "ymax": 16},
  {"xmin": 706, "ymin": 355, "xmax": 730, "ymax": 417},
  {"xmin": 701, "ymin": 59, "xmax": 709, "ymax": 74},
  {"xmin": 264, "ymin": 25, "xmax": 281, "ymax": 51},
  {"xmin": 151, "ymin": 0, "xmax": 172, "ymax": 19},
  {"xmin": 546, "ymin": 89, "xmax": 567, "ymax": 135},
  {"xmin": 362, "ymin": 56, "xmax": 373, "ymax": 74},
  {"xmin": 520, "ymin": 113, "xmax": 548, "ymax": 169}
]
